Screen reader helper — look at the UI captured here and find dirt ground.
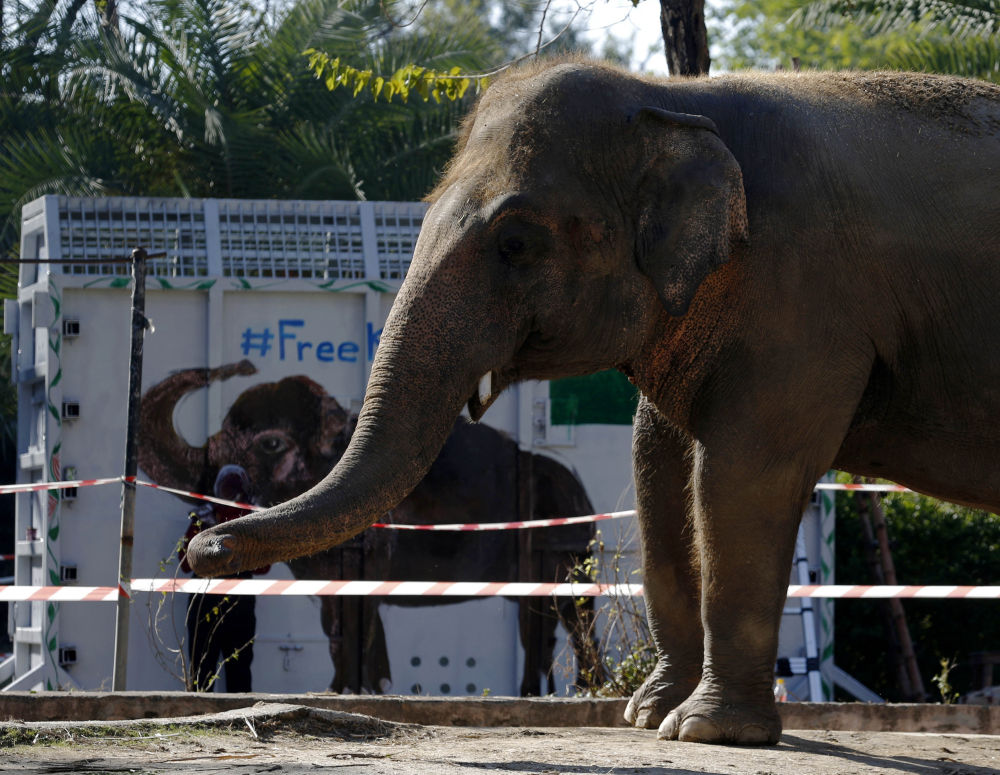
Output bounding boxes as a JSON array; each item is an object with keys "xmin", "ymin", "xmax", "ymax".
[{"xmin": 2, "ymin": 703, "xmax": 998, "ymax": 775}]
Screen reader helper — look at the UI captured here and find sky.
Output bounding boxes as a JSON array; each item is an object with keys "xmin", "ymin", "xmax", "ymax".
[{"xmin": 572, "ymin": 0, "xmax": 672, "ymax": 74}]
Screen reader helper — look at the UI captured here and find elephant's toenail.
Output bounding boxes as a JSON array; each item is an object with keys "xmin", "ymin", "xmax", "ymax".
[
  {"xmin": 737, "ymin": 724, "xmax": 779, "ymax": 745},
  {"xmin": 676, "ymin": 715, "xmax": 723, "ymax": 743}
]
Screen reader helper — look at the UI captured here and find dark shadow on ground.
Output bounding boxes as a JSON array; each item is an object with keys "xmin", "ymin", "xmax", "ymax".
[{"xmin": 780, "ymin": 732, "xmax": 996, "ymax": 775}]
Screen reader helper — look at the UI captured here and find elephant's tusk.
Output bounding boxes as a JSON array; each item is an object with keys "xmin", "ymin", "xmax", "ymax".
[{"xmin": 478, "ymin": 371, "xmax": 492, "ymax": 406}]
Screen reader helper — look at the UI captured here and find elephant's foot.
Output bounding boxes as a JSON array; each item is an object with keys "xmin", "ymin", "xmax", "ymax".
[
  {"xmin": 656, "ymin": 683, "xmax": 781, "ymax": 745},
  {"xmin": 624, "ymin": 663, "xmax": 699, "ymax": 730}
]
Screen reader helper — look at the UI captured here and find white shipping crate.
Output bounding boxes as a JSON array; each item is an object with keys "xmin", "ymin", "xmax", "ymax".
[{"xmin": 3, "ymin": 195, "xmax": 830, "ymax": 700}]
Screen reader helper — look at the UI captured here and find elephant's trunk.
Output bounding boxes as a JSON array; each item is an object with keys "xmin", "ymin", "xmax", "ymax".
[
  {"xmin": 186, "ymin": 241, "xmax": 517, "ymax": 576},
  {"xmin": 138, "ymin": 360, "xmax": 258, "ymax": 491}
]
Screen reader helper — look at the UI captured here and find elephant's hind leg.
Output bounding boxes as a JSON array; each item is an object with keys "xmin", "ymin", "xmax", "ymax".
[{"xmin": 625, "ymin": 398, "xmax": 703, "ymax": 729}]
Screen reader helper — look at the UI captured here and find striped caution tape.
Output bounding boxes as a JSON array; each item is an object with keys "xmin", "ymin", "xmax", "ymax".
[
  {"xmin": 0, "ymin": 476, "xmax": 126, "ymax": 494},
  {"xmin": 128, "ymin": 478, "xmax": 261, "ymax": 511},
  {"xmin": 813, "ymin": 482, "xmax": 909, "ymax": 492},
  {"xmin": 128, "ymin": 479, "xmax": 634, "ymax": 530},
  {"xmin": 0, "ymin": 477, "xmax": 918, "ymax": 500},
  {"xmin": 0, "ymin": 475, "xmax": 918, "ymax": 532},
  {"xmin": 787, "ymin": 585, "xmax": 1000, "ymax": 599},
  {"xmin": 2, "ymin": 582, "xmax": 999, "ymax": 602},
  {"xmin": 132, "ymin": 578, "xmax": 642, "ymax": 598},
  {"xmin": 129, "ymin": 480, "xmax": 635, "ymax": 529},
  {"xmin": 369, "ymin": 511, "xmax": 636, "ymax": 531},
  {"xmin": 0, "ymin": 585, "xmax": 121, "ymax": 601}
]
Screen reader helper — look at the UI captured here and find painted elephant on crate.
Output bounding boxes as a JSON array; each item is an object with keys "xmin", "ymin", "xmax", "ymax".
[
  {"xmin": 187, "ymin": 58, "xmax": 1000, "ymax": 744},
  {"xmin": 137, "ymin": 361, "xmax": 603, "ymax": 696}
]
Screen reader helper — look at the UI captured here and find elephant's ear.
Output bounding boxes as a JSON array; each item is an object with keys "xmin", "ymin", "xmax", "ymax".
[
  {"xmin": 631, "ymin": 107, "xmax": 749, "ymax": 317},
  {"xmin": 316, "ymin": 394, "xmax": 349, "ymax": 458}
]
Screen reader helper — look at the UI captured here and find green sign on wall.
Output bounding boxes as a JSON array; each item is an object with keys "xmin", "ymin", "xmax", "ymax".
[{"xmin": 549, "ymin": 370, "xmax": 638, "ymax": 426}]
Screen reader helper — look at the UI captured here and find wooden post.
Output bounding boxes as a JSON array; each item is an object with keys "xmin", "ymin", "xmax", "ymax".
[
  {"xmin": 867, "ymin": 491, "xmax": 928, "ymax": 701},
  {"xmin": 856, "ymin": 477, "xmax": 927, "ymax": 701},
  {"xmin": 858, "ymin": 500, "xmax": 911, "ymax": 698},
  {"xmin": 112, "ymin": 248, "xmax": 148, "ymax": 691},
  {"xmin": 517, "ymin": 447, "xmax": 540, "ymax": 694}
]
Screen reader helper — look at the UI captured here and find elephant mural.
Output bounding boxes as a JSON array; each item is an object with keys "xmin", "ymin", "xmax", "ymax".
[
  {"xmin": 137, "ymin": 361, "xmax": 602, "ymax": 695},
  {"xmin": 187, "ymin": 59, "xmax": 1000, "ymax": 745}
]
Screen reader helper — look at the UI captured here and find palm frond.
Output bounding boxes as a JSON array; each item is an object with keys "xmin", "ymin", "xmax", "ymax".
[
  {"xmin": 793, "ymin": 0, "xmax": 1000, "ymax": 40},
  {"xmin": 891, "ymin": 30, "xmax": 1000, "ymax": 77}
]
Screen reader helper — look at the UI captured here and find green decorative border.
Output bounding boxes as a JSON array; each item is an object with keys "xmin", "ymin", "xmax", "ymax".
[
  {"xmin": 231, "ymin": 278, "xmax": 395, "ymax": 293},
  {"xmin": 72, "ymin": 275, "xmax": 397, "ymax": 294},
  {"xmin": 83, "ymin": 276, "xmax": 217, "ymax": 291},
  {"xmin": 818, "ymin": 473, "xmax": 837, "ymax": 701},
  {"xmin": 43, "ymin": 279, "xmax": 63, "ymax": 689}
]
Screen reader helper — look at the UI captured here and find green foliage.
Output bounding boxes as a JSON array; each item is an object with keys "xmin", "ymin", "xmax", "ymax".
[
  {"xmin": 0, "ymin": 0, "xmax": 499, "ymax": 229},
  {"xmin": 563, "ymin": 529, "xmax": 655, "ymax": 698},
  {"xmin": 711, "ymin": 0, "xmax": 922, "ymax": 71},
  {"xmin": 835, "ymin": 490, "xmax": 1000, "ymax": 700},
  {"xmin": 711, "ymin": 0, "xmax": 1000, "ymax": 80},
  {"xmin": 305, "ymin": 50, "xmax": 480, "ymax": 102},
  {"xmin": 304, "ymin": 0, "xmax": 609, "ymax": 101},
  {"xmin": 932, "ymin": 656, "xmax": 960, "ymax": 703},
  {"xmin": 794, "ymin": 0, "xmax": 1000, "ymax": 40}
]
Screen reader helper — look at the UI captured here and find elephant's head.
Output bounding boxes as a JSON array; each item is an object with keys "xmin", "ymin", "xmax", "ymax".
[
  {"xmin": 138, "ymin": 361, "xmax": 351, "ymax": 509},
  {"xmin": 187, "ymin": 59, "xmax": 748, "ymax": 576}
]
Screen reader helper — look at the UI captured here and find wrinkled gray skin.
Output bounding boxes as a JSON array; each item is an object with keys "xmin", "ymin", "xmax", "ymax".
[{"xmin": 189, "ymin": 58, "xmax": 1000, "ymax": 745}]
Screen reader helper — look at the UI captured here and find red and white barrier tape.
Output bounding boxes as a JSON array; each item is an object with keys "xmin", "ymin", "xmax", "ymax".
[
  {"xmin": 370, "ymin": 511, "xmax": 635, "ymax": 531},
  {"xmin": 2, "ymin": 581, "xmax": 999, "ymax": 602},
  {"xmin": 813, "ymin": 483, "xmax": 909, "ymax": 492},
  {"xmin": 129, "ymin": 479, "xmax": 634, "ymax": 529},
  {"xmin": 0, "ymin": 476, "xmax": 917, "ymax": 532},
  {"xmin": 787, "ymin": 585, "xmax": 1000, "ymax": 598},
  {"xmin": 133, "ymin": 578, "xmax": 640, "ymax": 598},
  {"xmin": 0, "ymin": 476, "xmax": 126, "ymax": 494},
  {"xmin": 128, "ymin": 478, "xmax": 261, "ymax": 511}
]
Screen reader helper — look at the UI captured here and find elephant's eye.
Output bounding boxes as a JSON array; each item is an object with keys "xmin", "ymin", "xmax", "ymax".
[
  {"xmin": 495, "ymin": 217, "xmax": 547, "ymax": 265},
  {"xmin": 499, "ymin": 235, "xmax": 525, "ymax": 260},
  {"xmin": 256, "ymin": 434, "xmax": 289, "ymax": 455}
]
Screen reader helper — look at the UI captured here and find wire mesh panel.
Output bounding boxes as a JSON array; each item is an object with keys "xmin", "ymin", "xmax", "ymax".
[
  {"xmin": 374, "ymin": 202, "xmax": 426, "ymax": 280},
  {"xmin": 57, "ymin": 197, "xmax": 209, "ymax": 277},
  {"xmin": 217, "ymin": 199, "xmax": 370, "ymax": 279},
  {"xmin": 28, "ymin": 196, "xmax": 428, "ymax": 281}
]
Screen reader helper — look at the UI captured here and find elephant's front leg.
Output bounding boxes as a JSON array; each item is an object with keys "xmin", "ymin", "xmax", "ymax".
[
  {"xmin": 625, "ymin": 398, "xmax": 703, "ymax": 729},
  {"xmin": 658, "ymin": 441, "xmax": 819, "ymax": 745}
]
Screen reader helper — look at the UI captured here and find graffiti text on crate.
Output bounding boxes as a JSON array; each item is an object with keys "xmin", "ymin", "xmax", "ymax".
[{"xmin": 239, "ymin": 319, "xmax": 381, "ymax": 363}]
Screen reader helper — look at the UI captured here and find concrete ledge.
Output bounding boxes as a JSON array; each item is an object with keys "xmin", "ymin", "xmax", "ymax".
[{"xmin": 0, "ymin": 692, "xmax": 996, "ymax": 734}]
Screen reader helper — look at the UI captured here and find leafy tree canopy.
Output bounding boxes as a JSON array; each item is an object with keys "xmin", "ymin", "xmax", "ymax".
[
  {"xmin": 835, "ymin": 490, "xmax": 1000, "ymax": 699},
  {"xmin": 304, "ymin": 0, "xmax": 635, "ymax": 101},
  {"xmin": 711, "ymin": 0, "xmax": 999, "ymax": 80}
]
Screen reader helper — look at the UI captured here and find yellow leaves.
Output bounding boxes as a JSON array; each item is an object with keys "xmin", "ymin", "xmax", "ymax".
[{"xmin": 304, "ymin": 49, "xmax": 483, "ymax": 103}]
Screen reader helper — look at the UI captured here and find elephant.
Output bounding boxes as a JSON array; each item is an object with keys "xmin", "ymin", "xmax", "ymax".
[
  {"xmin": 138, "ymin": 361, "xmax": 602, "ymax": 696},
  {"xmin": 187, "ymin": 58, "xmax": 1000, "ymax": 745}
]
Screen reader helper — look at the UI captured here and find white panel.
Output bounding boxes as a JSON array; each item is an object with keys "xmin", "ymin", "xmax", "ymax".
[{"xmin": 381, "ymin": 599, "xmax": 520, "ymax": 697}]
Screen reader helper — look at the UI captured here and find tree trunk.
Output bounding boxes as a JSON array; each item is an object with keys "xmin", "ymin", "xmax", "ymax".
[
  {"xmin": 867, "ymin": 492, "xmax": 928, "ymax": 701},
  {"xmin": 658, "ymin": 0, "xmax": 711, "ymax": 76},
  {"xmin": 856, "ymin": 480, "xmax": 928, "ymax": 702},
  {"xmin": 858, "ymin": 502, "xmax": 911, "ymax": 699},
  {"xmin": 96, "ymin": 0, "xmax": 120, "ymax": 39}
]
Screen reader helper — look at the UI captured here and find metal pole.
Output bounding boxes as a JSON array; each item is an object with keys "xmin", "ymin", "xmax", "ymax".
[
  {"xmin": 112, "ymin": 248, "xmax": 148, "ymax": 690},
  {"xmin": 794, "ymin": 527, "xmax": 824, "ymax": 702}
]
